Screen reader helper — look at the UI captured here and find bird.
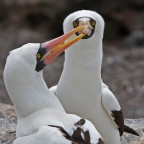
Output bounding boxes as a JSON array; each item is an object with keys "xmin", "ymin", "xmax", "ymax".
[
  {"xmin": 50, "ymin": 10, "xmax": 139, "ymax": 144},
  {"xmin": 3, "ymin": 26, "xmax": 104, "ymax": 144}
]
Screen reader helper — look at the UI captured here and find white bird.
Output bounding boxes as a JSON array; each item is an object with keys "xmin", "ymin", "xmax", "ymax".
[
  {"xmin": 3, "ymin": 27, "xmax": 104, "ymax": 144},
  {"xmin": 50, "ymin": 10, "xmax": 139, "ymax": 144}
]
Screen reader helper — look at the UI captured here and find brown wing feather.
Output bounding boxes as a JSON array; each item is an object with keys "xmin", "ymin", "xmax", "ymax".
[
  {"xmin": 111, "ymin": 110, "xmax": 124, "ymax": 136},
  {"xmin": 49, "ymin": 119, "xmax": 93, "ymax": 144},
  {"xmin": 98, "ymin": 138, "xmax": 105, "ymax": 144}
]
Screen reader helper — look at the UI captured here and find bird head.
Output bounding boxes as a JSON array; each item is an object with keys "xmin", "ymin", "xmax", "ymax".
[
  {"xmin": 5, "ymin": 25, "xmax": 86, "ymax": 74},
  {"xmin": 3, "ymin": 26, "xmax": 86, "ymax": 117},
  {"xmin": 62, "ymin": 10, "xmax": 105, "ymax": 67},
  {"xmin": 63, "ymin": 10, "xmax": 105, "ymax": 40}
]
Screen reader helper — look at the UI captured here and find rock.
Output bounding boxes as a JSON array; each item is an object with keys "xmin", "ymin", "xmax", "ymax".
[
  {"xmin": 121, "ymin": 119, "xmax": 144, "ymax": 144},
  {"xmin": 0, "ymin": 103, "xmax": 144, "ymax": 144},
  {"xmin": 0, "ymin": 103, "xmax": 17, "ymax": 144}
]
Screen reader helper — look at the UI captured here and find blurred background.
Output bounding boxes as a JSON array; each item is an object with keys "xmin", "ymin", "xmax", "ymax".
[{"xmin": 0, "ymin": 0, "xmax": 144, "ymax": 118}]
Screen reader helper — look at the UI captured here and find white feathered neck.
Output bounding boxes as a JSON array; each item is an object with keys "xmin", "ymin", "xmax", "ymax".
[
  {"xmin": 64, "ymin": 10, "xmax": 104, "ymax": 73},
  {"xmin": 3, "ymin": 44, "xmax": 64, "ymax": 119}
]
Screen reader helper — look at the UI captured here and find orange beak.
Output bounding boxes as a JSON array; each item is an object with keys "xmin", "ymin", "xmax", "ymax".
[{"xmin": 35, "ymin": 25, "xmax": 86, "ymax": 72}]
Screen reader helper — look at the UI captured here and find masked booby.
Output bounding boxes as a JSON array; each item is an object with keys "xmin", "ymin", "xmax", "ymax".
[
  {"xmin": 50, "ymin": 10, "xmax": 139, "ymax": 144},
  {"xmin": 3, "ymin": 27, "xmax": 104, "ymax": 144}
]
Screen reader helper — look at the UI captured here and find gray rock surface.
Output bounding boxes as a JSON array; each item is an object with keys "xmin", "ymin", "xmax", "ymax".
[
  {"xmin": 121, "ymin": 119, "xmax": 144, "ymax": 144},
  {"xmin": 0, "ymin": 103, "xmax": 16, "ymax": 144},
  {"xmin": 0, "ymin": 103, "xmax": 143, "ymax": 144}
]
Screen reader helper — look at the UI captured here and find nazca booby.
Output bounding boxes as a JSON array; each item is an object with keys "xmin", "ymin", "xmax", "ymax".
[
  {"xmin": 50, "ymin": 10, "xmax": 139, "ymax": 144},
  {"xmin": 3, "ymin": 27, "xmax": 104, "ymax": 144}
]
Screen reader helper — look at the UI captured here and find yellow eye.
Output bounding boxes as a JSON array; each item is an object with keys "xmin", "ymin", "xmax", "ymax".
[
  {"xmin": 73, "ymin": 21, "xmax": 78, "ymax": 27},
  {"xmin": 91, "ymin": 20, "xmax": 96, "ymax": 26},
  {"xmin": 37, "ymin": 53, "xmax": 41, "ymax": 59}
]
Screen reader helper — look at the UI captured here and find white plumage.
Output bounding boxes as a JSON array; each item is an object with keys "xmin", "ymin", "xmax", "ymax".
[
  {"xmin": 50, "ymin": 10, "xmax": 139, "ymax": 144},
  {"xmin": 3, "ymin": 43, "xmax": 104, "ymax": 144}
]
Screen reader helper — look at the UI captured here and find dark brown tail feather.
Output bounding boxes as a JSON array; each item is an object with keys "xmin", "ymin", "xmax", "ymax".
[
  {"xmin": 124, "ymin": 125, "xmax": 139, "ymax": 136},
  {"xmin": 48, "ymin": 125, "xmax": 74, "ymax": 142},
  {"xmin": 48, "ymin": 125, "xmax": 89, "ymax": 144}
]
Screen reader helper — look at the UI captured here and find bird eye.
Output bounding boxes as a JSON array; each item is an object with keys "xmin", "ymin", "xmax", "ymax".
[
  {"xmin": 91, "ymin": 20, "xmax": 96, "ymax": 26},
  {"xmin": 73, "ymin": 21, "xmax": 78, "ymax": 27},
  {"xmin": 37, "ymin": 53, "xmax": 41, "ymax": 59}
]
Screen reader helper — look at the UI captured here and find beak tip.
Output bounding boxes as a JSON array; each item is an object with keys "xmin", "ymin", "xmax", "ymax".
[{"xmin": 35, "ymin": 61, "xmax": 46, "ymax": 72}]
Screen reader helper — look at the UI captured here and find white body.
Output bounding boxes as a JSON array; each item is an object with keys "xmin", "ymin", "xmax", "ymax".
[
  {"xmin": 3, "ymin": 43, "xmax": 103, "ymax": 144},
  {"xmin": 51, "ymin": 10, "xmax": 122, "ymax": 144}
]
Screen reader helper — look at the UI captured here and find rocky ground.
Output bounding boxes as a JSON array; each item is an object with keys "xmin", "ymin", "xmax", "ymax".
[
  {"xmin": 0, "ymin": 103, "xmax": 143, "ymax": 144},
  {"xmin": 0, "ymin": 104, "xmax": 16, "ymax": 144}
]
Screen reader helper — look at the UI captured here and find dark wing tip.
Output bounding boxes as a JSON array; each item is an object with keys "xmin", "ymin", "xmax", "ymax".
[
  {"xmin": 48, "ymin": 125, "xmax": 73, "ymax": 141},
  {"xmin": 111, "ymin": 110, "xmax": 140, "ymax": 136},
  {"xmin": 72, "ymin": 119, "xmax": 92, "ymax": 143},
  {"xmin": 124, "ymin": 125, "xmax": 140, "ymax": 136},
  {"xmin": 75, "ymin": 119, "xmax": 86, "ymax": 126},
  {"xmin": 111, "ymin": 110, "xmax": 124, "ymax": 136},
  {"xmin": 49, "ymin": 124, "xmax": 91, "ymax": 144},
  {"xmin": 49, "ymin": 118, "xmax": 102, "ymax": 144},
  {"xmin": 97, "ymin": 138, "xmax": 105, "ymax": 144}
]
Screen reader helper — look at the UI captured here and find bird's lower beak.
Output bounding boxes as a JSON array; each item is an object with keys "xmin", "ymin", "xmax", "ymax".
[{"xmin": 35, "ymin": 26, "xmax": 86, "ymax": 72}]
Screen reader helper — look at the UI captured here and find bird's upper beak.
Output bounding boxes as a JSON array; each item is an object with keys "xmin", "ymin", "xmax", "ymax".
[{"xmin": 35, "ymin": 25, "xmax": 86, "ymax": 72}]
